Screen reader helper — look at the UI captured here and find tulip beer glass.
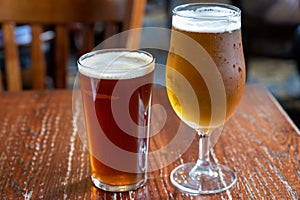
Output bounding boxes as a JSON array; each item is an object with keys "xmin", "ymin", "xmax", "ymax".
[
  {"xmin": 166, "ymin": 3, "xmax": 246, "ymax": 194},
  {"xmin": 78, "ymin": 49, "xmax": 154, "ymax": 192}
]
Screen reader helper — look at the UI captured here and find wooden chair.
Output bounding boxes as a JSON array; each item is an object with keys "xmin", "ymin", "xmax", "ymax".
[{"xmin": 0, "ymin": 0, "xmax": 147, "ymax": 91}]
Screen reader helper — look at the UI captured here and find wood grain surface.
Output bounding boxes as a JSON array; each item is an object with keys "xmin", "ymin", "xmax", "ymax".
[{"xmin": 0, "ymin": 84, "xmax": 299, "ymax": 199}]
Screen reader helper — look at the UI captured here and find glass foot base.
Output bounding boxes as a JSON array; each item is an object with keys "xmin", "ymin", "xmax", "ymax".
[
  {"xmin": 91, "ymin": 176, "xmax": 147, "ymax": 192},
  {"xmin": 170, "ymin": 162, "xmax": 237, "ymax": 194}
]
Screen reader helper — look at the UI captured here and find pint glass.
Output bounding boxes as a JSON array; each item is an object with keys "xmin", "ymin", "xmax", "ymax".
[{"xmin": 78, "ymin": 49, "xmax": 154, "ymax": 192}]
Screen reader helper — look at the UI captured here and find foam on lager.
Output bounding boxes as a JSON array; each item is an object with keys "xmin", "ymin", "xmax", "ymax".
[
  {"xmin": 78, "ymin": 49, "xmax": 154, "ymax": 191},
  {"xmin": 166, "ymin": 5, "xmax": 246, "ymax": 129}
]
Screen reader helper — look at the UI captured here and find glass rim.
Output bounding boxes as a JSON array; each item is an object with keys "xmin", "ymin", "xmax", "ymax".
[
  {"xmin": 172, "ymin": 3, "xmax": 241, "ymax": 20},
  {"xmin": 77, "ymin": 48, "xmax": 155, "ymax": 72}
]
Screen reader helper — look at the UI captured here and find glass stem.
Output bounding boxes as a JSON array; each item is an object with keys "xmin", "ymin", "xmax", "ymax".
[{"xmin": 189, "ymin": 130, "xmax": 217, "ymax": 179}]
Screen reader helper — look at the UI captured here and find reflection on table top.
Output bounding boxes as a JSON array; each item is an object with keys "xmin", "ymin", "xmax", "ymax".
[{"xmin": 0, "ymin": 84, "xmax": 299, "ymax": 199}]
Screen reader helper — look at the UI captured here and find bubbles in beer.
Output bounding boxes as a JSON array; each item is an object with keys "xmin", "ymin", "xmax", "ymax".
[
  {"xmin": 238, "ymin": 67, "xmax": 242, "ymax": 73},
  {"xmin": 78, "ymin": 51, "xmax": 154, "ymax": 80},
  {"xmin": 173, "ymin": 6, "xmax": 241, "ymax": 33}
]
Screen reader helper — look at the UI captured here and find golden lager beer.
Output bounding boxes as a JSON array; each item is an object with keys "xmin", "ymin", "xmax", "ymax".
[
  {"xmin": 166, "ymin": 5, "xmax": 246, "ymax": 129},
  {"xmin": 168, "ymin": 4, "xmax": 244, "ymax": 194}
]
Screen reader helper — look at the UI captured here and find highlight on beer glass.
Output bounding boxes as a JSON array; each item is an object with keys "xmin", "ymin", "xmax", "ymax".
[
  {"xmin": 166, "ymin": 3, "xmax": 246, "ymax": 194},
  {"xmin": 77, "ymin": 49, "xmax": 155, "ymax": 192}
]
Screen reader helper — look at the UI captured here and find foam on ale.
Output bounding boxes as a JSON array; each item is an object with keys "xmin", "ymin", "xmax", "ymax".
[
  {"xmin": 172, "ymin": 6, "xmax": 241, "ymax": 33},
  {"xmin": 78, "ymin": 51, "xmax": 154, "ymax": 80}
]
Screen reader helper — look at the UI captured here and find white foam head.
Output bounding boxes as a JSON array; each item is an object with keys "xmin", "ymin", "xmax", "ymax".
[
  {"xmin": 172, "ymin": 4, "xmax": 241, "ymax": 33},
  {"xmin": 78, "ymin": 50, "xmax": 154, "ymax": 79}
]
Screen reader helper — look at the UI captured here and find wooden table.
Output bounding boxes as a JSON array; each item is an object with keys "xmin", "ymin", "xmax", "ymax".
[{"xmin": 0, "ymin": 84, "xmax": 299, "ymax": 199}]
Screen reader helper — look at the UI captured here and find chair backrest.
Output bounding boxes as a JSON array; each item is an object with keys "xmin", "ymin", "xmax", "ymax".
[{"xmin": 0, "ymin": 0, "xmax": 146, "ymax": 91}]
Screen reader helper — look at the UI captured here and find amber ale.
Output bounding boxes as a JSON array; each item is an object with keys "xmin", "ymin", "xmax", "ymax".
[
  {"xmin": 78, "ymin": 50, "xmax": 154, "ymax": 191},
  {"xmin": 166, "ymin": 4, "xmax": 246, "ymax": 129}
]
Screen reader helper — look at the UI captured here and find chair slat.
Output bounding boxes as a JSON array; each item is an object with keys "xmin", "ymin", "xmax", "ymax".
[
  {"xmin": 0, "ymin": 70, "xmax": 3, "ymax": 91},
  {"xmin": 55, "ymin": 25, "xmax": 69, "ymax": 88},
  {"xmin": 31, "ymin": 24, "xmax": 46, "ymax": 89},
  {"xmin": 2, "ymin": 23, "xmax": 22, "ymax": 91}
]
